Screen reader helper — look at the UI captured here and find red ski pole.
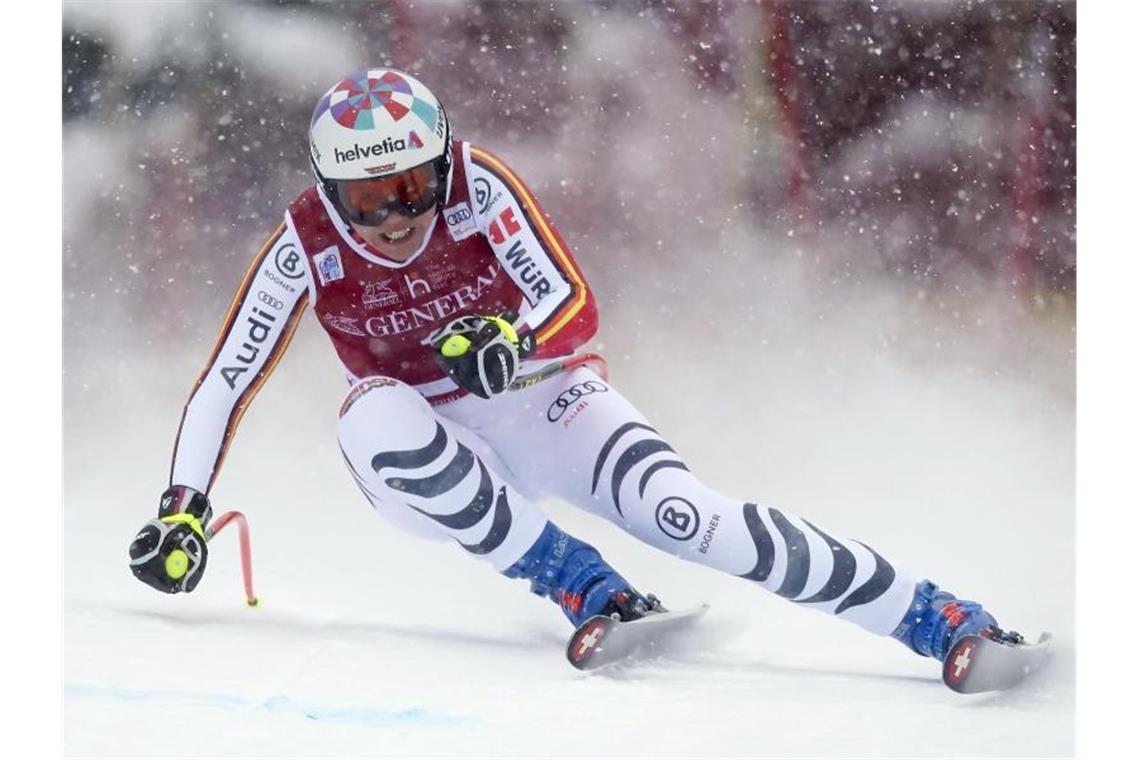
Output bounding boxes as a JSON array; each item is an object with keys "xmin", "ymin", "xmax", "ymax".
[
  {"xmin": 205, "ymin": 511, "xmax": 259, "ymax": 607},
  {"xmin": 509, "ymin": 352, "xmax": 608, "ymax": 391}
]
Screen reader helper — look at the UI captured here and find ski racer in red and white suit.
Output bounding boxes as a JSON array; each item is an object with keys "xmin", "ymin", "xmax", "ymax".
[
  {"xmin": 129, "ymin": 68, "xmax": 1006, "ymax": 669},
  {"xmin": 167, "ymin": 139, "xmax": 597, "ymax": 496}
]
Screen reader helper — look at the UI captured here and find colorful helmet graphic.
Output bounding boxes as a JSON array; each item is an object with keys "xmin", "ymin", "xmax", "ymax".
[{"xmin": 308, "ymin": 68, "xmax": 451, "ymax": 184}]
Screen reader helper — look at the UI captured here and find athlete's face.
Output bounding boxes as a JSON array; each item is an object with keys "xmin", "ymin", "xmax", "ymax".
[{"xmin": 350, "ymin": 205, "xmax": 436, "ymax": 262}]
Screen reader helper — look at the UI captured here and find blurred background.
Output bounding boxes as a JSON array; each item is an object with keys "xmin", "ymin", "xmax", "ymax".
[
  {"xmin": 63, "ymin": 0, "xmax": 1075, "ymax": 353},
  {"xmin": 63, "ymin": 3, "xmax": 1075, "ymax": 755}
]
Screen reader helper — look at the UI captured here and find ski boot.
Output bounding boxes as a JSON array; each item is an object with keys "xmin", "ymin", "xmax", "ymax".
[
  {"xmin": 600, "ymin": 589, "xmax": 666, "ymax": 621},
  {"xmin": 890, "ymin": 579, "xmax": 1007, "ymax": 661},
  {"xmin": 891, "ymin": 580, "xmax": 1053, "ymax": 693},
  {"xmin": 505, "ymin": 522, "xmax": 661, "ymax": 627}
]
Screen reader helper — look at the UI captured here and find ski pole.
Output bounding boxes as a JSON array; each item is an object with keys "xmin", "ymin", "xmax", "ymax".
[
  {"xmin": 509, "ymin": 352, "xmax": 608, "ymax": 391},
  {"xmin": 204, "ymin": 510, "xmax": 259, "ymax": 607}
]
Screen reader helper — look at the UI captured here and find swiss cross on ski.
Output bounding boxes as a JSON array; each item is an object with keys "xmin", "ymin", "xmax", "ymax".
[
  {"xmin": 569, "ymin": 617, "xmax": 610, "ymax": 666},
  {"xmin": 951, "ymin": 642, "xmax": 974, "ymax": 681}
]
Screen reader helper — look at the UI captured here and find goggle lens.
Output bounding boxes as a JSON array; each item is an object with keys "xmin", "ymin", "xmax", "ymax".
[{"xmin": 335, "ymin": 162, "xmax": 441, "ymax": 226}]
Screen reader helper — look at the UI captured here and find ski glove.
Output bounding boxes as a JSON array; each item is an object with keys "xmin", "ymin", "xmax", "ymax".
[
  {"xmin": 128, "ymin": 485, "xmax": 212, "ymax": 594},
  {"xmin": 430, "ymin": 310, "xmax": 535, "ymax": 399}
]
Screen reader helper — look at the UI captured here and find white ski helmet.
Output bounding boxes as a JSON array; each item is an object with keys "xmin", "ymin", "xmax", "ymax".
[{"xmin": 309, "ymin": 68, "xmax": 452, "ymax": 223}]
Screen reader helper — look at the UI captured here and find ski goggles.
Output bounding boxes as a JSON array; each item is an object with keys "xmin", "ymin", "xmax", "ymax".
[{"xmin": 333, "ymin": 160, "xmax": 444, "ymax": 227}]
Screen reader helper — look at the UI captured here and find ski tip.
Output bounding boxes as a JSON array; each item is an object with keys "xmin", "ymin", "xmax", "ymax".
[
  {"xmin": 565, "ymin": 602, "xmax": 712, "ymax": 671},
  {"xmin": 566, "ymin": 615, "xmax": 616, "ymax": 671},
  {"xmin": 942, "ymin": 629, "xmax": 1054, "ymax": 694}
]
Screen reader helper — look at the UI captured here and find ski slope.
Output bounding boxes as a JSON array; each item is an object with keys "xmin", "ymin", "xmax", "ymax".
[{"xmin": 64, "ymin": 262, "xmax": 1074, "ymax": 758}]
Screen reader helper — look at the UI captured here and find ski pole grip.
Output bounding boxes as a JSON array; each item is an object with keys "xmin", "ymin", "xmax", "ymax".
[{"xmin": 205, "ymin": 510, "xmax": 259, "ymax": 607}]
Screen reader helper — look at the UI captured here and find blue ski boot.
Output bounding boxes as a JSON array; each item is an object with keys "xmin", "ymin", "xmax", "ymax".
[
  {"xmin": 505, "ymin": 522, "xmax": 661, "ymax": 627},
  {"xmin": 890, "ymin": 580, "xmax": 999, "ymax": 661}
]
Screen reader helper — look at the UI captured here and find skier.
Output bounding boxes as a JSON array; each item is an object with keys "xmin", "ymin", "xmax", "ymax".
[{"xmin": 128, "ymin": 68, "xmax": 1013, "ymax": 673}]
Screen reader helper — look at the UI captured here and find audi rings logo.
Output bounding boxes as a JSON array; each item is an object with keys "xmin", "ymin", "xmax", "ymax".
[
  {"xmin": 257, "ymin": 291, "xmax": 284, "ymax": 310},
  {"xmin": 547, "ymin": 381, "xmax": 608, "ymax": 422},
  {"xmin": 655, "ymin": 497, "xmax": 700, "ymax": 541},
  {"xmin": 274, "ymin": 243, "xmax": 305, "ymax": 280},
  {"xmin": 446, "ymin": 207, "xmax": 472, "ymax": 226}
]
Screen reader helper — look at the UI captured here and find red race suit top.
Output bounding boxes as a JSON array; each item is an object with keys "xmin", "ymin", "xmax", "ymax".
[{"xmin": 169, "ymin": 141, "xmax": 598, "ymax": 494}]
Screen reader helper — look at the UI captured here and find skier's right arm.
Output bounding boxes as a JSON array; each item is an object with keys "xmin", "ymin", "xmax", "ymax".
[{"xmin": 129, "ymin": 220, "xmax": 311, "ymax": 594}]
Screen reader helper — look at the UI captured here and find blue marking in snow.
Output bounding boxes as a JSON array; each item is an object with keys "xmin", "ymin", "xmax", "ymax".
[
  {"xmin": 65, "ymin": 684, "xmax": 465, "ymax": 727},
  {"xmin": 259, "ymin": 694, "xmax": 447, "ymax": 726}
]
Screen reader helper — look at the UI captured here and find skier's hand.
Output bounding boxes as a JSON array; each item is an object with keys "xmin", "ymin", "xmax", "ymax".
[
  {"xmin": 430, "ymin": 311, "xmax": 534, "ymax": 399},
  {"xmin": 128, "ymin": 486, "xmax": 212, "ymax": 594}
]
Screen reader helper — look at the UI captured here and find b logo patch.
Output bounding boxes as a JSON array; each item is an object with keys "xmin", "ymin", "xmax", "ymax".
[{"xmin": 655, "ymin": 497, "xmax": 700, "ymax": 541}]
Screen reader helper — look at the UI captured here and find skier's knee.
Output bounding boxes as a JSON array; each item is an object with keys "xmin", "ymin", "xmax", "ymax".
[
  {"xmin": 337, "ymin": 376, "xmax": 435, "ymax": 451},
  {"xmin": 338, "ymin": 376, "xmax": 426, "ymax": 419}
]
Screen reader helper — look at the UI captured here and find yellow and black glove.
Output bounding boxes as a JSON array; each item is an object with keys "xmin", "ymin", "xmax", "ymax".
[
  {"xmin": 128, "ymin": 486, "xmax": 211, "ymax": 594},
  {"xmin": 430, "ymin": 310, "xmax": 535, "ymax": 399}
]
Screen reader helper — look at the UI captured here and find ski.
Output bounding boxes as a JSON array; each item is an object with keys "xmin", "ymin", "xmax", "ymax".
[
  {"xmin": 566, "ymin": 603, "xmax": 710, "ymax": 670},
  {"xmin": 942, "ymin": 629, "xmax": 1052, "ymax": 694}
]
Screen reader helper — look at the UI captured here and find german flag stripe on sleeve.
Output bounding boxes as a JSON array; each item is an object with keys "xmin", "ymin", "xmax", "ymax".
[
  {"xmin": 206, "ymin": 290, "xmax": 308, "ymax": 492},
  {"xmin": 169, "ymin": 223, "xmax": 285, "ymax": 488},
  {"xmin": 468, "ymin": 146, "xmax": 588, "ymax": 344}
]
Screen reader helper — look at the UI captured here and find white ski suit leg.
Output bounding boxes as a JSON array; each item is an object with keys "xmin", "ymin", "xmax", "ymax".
[
  {"xmin": 336, "ymin": 377, "xmax": 547, "ymax": 571},
  {"xmin": 465, "ymin": 367, "xmax": 918, "ymax": 637}
]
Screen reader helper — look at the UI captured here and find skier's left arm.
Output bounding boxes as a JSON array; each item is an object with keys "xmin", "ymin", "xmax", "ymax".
[{"xmin": 463, "ymin": 144, "xmax": 598, "ymax": 359}]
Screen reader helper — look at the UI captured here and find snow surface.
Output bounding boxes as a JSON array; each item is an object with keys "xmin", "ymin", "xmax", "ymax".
[{"xmin": 64, "ymin": 252, "xmax": 1074, "ymax": 758}]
